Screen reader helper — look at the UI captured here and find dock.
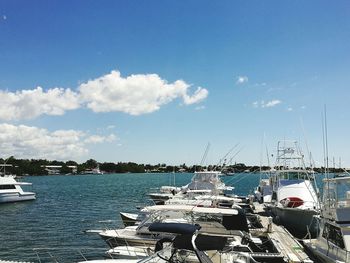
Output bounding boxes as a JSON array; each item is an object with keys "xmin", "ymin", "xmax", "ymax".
[{"xmin": 250, "ymin": 202, "xmax": 313, "ymax": 263}]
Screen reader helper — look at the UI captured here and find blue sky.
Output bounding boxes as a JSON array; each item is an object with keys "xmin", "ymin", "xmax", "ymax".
[{"xmin": 0, "ymin": 1, "xmax": 350, "ymax": 166}]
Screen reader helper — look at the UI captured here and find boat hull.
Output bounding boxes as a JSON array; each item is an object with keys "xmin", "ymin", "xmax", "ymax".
[
  {"xmin": 271, "ymin": 206, "xmax": 319, "ymax": 238},
  {"xmin": 0, "ymin": 192, "xmax": 36, "ymax": 203}
]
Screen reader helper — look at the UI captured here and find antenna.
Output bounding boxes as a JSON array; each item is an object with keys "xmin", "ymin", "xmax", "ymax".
[
  {"xmin": 200, "ymin": 143, "xmax": 210, "ymax": 167},
  {"xmin": 214, "ymin": 143, "xmax": 239, "ymax": 170},
  {"xmin": 322, "ymin": 105, "xmax": 330, "ymax": 212},
  {"xmin": 300, "ymin": 117, "xmax": 313, "ymax": 169}
]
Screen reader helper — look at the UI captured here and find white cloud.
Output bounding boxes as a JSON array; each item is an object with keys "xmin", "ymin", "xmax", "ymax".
[
  {"xmin": 2, "ymin": 15, "xmax": 6, "ymax": 20},
  {"xmin": 107, "ymin": 125, "xmax": 116, "ymax": 129},
  {"xmin": 0, "ymin": 87, "xmax": 80, "ymax": 121},
  {"xmin": 236, "ymin": 76, "xmax": 248, "ymax": 85},
  {"xmin": 0, "ymin": 124, "xmax": 116, "ymax": 160},
  {"xmin": 0, "ymin": 70, "xmax": 208, "ymax": 121},
  {"xmin": 79, "ymin": 70, "xmax": 208, "ymax": 115},
  {"xmin": 287, "ymin": 107, "xmax": 293, "ymax": 111},
  {"xmin": 263, "ymin": 100, "xmax": 281, "ymax": 108},
  {"xmin": 84, "ymin": 134, "xmax": 117, "ymax": 144},
  {"xmin": 252, "ymin": 99, "xmax": 282, "ymax": 108},
  {"xmin": 183, "ymin": 87, "xmax": 208, "ymax": 105}
]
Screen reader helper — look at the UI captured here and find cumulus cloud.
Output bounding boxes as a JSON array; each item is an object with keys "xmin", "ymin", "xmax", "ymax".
[
  {"xmin": 79, "ymin": 70, "xmax": 208, "ymax": 115},
  {"xmin": 183, "ymin": 87, "xmax": 208, "ymax": 105},
  {"xmin": 236, "ymin": 76, "xmax": 248, "ymax": 85},
  {"xmin": 0, "ymin": 70, "xmax": 208, "ymax": 121},
  {"xmin": 263, "ymin": 100, "xmax": 281, "ymax": 108},
  {"xmin": 252, "ymin": 99, "xmax": 282, "ymax": 108},
  {"xmin": 0, "ymin": 124, "xmax": 117, "ymax": 160},
  {"xmin": 0, "ymin": 87, "xmax": 80, "ymax": 121}
]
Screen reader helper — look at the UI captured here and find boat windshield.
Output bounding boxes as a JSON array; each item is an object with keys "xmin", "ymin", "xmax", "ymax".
[
  {"xmin": 323, "ymin": 177, "xmax": 350, "ymax": 209},
  {"xmin": 192, "ymin": 172, "xmax": 219, "ymax": 183},
  {"xmin": 336, "ymin": 178, "xmax": 350, "ymax": 208},
  {"xmin": 277, "ymin": 171, "xmax": 311, "ymax": 180}
]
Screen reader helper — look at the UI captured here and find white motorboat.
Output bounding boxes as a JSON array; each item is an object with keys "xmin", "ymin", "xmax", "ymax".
[
  {"xmin": 303, "ymin": 175, "xmax": 350, "ymax": 263},
  {"xmin": 98, "ymin": 205, "xmax": 248, "ymax": 248},
  {"xmin": 148, "ymin": 171, "xmax": 233, "ymax": 205},
  {"xmin": 261, "ymin": 141, "xmax": 320, "ymax": 237},
  {"xmin": 0, "ymin": 174, "xmax": 36, "ymax": 203}
]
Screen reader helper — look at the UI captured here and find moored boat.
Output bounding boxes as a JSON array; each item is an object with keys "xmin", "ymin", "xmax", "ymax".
[
  {"xmin": 257, "ymin": 141, "xmax": 320, "ymax": 238},
  {"xmin": 303, "ymin": 175, "xmax": 350, "ymax": 263},
  {"xmin": 0, "ymin": 174, "xmax": 36, "ymax": 203}
]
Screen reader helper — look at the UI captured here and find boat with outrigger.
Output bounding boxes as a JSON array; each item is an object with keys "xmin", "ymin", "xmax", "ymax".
[
  {"xmin": 255, "ymin": 140, "xmax": 320, "ymax": 238},
  {"xmin": 148, "ymin": 170, "xmax": 235, "ymax": 205}
]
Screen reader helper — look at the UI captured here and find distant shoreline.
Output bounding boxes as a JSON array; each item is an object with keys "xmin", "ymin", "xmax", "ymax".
[{"xmin": 1, "ymin": 157, "xmax": 346, "ymax": 177}]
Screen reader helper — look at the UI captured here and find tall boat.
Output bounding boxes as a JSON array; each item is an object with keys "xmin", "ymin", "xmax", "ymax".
[
  {"xmin": 303, "ymin": 175, "xmax": 350, "ymax": 262},
  {"xmin": 0, "ymin": 174, "xmax": 36, "ymax": 203},
  {"xmin": 268, "ymin": 140, "xmax": 320, "ymax": 237}
]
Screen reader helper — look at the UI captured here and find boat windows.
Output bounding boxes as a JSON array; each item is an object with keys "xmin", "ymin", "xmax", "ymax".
[
  {"xmin": 322, "ymin": 222, "xmax": 345, "ymax": 249},
  {"xmin": 0, "ymin": 184, "xmax": 16, "ymax": 190},
  {"xmin": 336, "ymin": 180, "xmax": 350, "ymax": 207}
]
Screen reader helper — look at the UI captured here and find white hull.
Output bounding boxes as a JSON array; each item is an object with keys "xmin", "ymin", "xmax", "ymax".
[{"xmin": 0, "ymin": 192, "xmax": 36, "ymax": 203}]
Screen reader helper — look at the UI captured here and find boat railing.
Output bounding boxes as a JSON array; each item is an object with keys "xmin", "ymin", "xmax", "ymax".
[
  {"xmin": 107, "ymin": 244, "xmax": 154, "ymax": 259},
  {"xmin": 104, "ymin": 234, "xmax": 160, "ymax": 254},
  {"xmin": 32, "ymin": 247, "xmax": 112, "ymax": 262}
]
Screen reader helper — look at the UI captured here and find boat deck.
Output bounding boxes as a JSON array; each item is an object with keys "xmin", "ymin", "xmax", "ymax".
[{"xmin": 251, "ymin": 202, "xmax": 313, "ymax": 263}]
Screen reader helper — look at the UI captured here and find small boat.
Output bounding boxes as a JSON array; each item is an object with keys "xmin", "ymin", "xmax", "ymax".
[
  {"xmin": 0, "ymin": 174, "xmax": 36, "ymax": 203},
  {"xmin": 303, "ymin": 175, "xmax": 350, "ymax": 263}
]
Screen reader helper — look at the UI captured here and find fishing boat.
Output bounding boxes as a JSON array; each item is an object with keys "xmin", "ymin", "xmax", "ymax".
[
  {"xmin": 148, "ymin": 171, "xmax": 233, "ymax": 205},
  {"xmin": 0, "ymin": 174, "xmax": 36, "ymax": 203},
  {"xmin": 97, "ymin": 205, "xmax": 248, "ymax": 248},
  {"xmin": 263, "ymin": 141, "xmax": 320, "ymax": 237},
  {"xmin": 303, "ymin": 175, "xmax": 350, "ymax": 262}
]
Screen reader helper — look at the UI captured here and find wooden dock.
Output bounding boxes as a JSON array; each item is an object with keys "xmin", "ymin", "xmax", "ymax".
[{"xmin": 251, "ymin": 202, "xmax": 313, "ymax": 263}]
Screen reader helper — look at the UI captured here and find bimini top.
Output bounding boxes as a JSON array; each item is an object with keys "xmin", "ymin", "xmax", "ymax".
[{"xmin": 142, "ymin": 204, "xmax": 238, "ymax": 215}]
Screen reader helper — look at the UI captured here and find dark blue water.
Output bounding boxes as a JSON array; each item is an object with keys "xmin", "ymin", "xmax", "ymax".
[{"xmin": 0, "ymin": 172, "xmax": 324, "ymax": 262}]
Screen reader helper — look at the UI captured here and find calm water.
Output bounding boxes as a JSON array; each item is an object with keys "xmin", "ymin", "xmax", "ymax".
[{"xmin": 0, "ymin": 172, "xmax": 324, "ymax": 262}]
